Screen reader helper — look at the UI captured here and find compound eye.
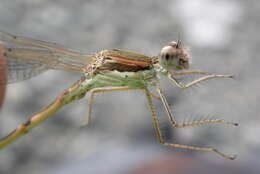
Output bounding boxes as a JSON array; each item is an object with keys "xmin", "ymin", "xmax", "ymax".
[
  {"xmin": 165, "ymin": 53, "xmax": 170, "ymax": 60},
  {"xmin": 160, "ymin": 46, "xmax": 176, "ymax": 59},
  {"xmin": 168, "ymin": 41, "xmax": 177, "ymax": 47}
]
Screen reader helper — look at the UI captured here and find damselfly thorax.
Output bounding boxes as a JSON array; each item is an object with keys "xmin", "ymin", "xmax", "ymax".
[{"xmin": 83, "ymin": 40, "xmax": 190, "ymax": 78}]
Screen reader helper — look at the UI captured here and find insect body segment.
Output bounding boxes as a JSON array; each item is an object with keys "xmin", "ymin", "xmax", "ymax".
[{"xmin": 90, "ymin": 49, "xmax": 153, "ymax": 74}]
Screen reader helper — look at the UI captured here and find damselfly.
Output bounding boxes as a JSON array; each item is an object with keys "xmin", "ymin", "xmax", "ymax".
[{"xmin": 0, "ymin": 31, "xmax": 238, "ymax": 159}]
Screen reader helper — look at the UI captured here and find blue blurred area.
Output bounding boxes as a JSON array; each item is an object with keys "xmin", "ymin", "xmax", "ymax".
[{"xmin": 0, "ymin": 0, "xmax": 259, "ymax": 174}]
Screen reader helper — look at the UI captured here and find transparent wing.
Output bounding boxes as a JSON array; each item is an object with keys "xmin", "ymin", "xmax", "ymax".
[
  {"xmin": 7, "ymin": 58, "xmax": 48, "ymax": 83},
  {"xmin": 0, "ymin": 31, "xmax": 93, "ymax": 84}
]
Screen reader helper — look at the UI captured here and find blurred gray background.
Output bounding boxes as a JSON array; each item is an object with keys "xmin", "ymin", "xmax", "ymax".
[{"xmin": 0, "ymin": 0, "xmax": 259, "ymax": 174}]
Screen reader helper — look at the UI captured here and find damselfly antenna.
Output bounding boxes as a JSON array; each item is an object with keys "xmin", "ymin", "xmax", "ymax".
[
  {"xmin": 176, "ymin": 32, "xmax": 182, "ymax": 49},
  {"xmin": 176, "ymin": 39, "xmax": 181, "ymax": 49}
]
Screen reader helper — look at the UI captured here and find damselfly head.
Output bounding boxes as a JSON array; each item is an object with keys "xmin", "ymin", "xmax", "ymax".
[{"xmin": 159, "ymin": 40, "xmax": 191, "ymax": 71}]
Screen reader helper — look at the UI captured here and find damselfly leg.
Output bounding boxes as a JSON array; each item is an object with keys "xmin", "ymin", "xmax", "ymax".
[
  {"xmin": 156, "ymin": 85, "xmax": 238, "ymax": 128},
  {"xmin": 168, "ymin": 72, "xmax": 234, "ymax": 89},
  {"xmin": 84, "ymin": 86, "xmax": 160, "ymax": 125},
  {"xmin": 145, "ymin": 87, "xmax": 236, "ymax": 160}
]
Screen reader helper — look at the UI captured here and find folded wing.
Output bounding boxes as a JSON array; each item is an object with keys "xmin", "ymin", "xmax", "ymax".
[{"xmin": 0, "ymin": 31, "xmax": 93, "ymax": 84}]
